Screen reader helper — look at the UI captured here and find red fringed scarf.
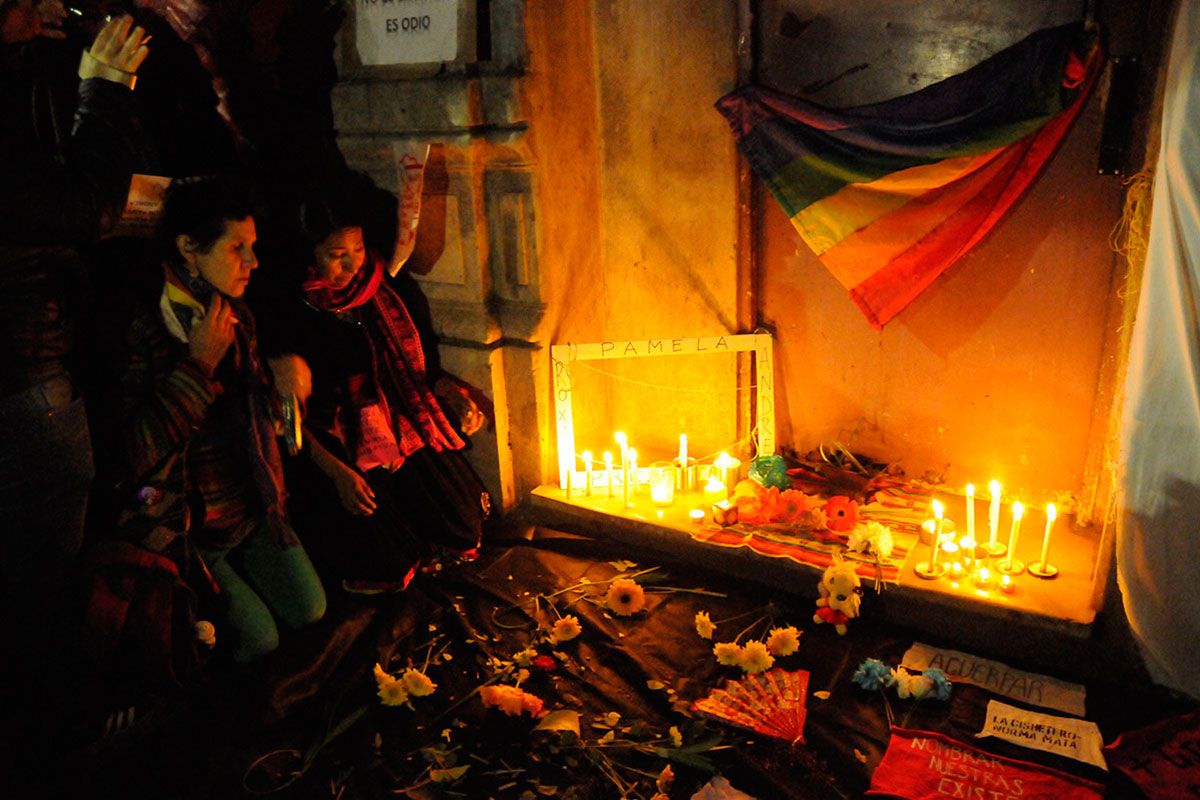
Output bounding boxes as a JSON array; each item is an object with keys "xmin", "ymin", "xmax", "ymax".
[{"xmin": 302, "ymin": 256, "xmax": 464, "ymax": 468}]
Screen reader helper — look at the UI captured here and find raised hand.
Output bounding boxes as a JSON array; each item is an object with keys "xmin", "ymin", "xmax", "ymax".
[{"xmin": 78, "ymin": 15, "xmax": 150, "ymax": 86}]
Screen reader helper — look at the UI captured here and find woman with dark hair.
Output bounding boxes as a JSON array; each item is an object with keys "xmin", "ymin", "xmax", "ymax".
[
  {"xmin": 275, "ymin": 186, "xmax": 490, "ymax": 595},
  {"xmin": 117, "ymin": 176, "xmax": 325, "ymax": 663}
]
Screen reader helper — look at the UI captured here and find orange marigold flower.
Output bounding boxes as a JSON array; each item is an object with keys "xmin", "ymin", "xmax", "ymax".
[
  {"xmin": 775, "ymin": 489, "xmax": 813, "ymax": 522},
  {"xmin": 606, "ymin": 578, "xmax": 646, "ymax": 616},
  {"xmin": 824, "ymin": 496, "xmax": 859, "ymax": 532},
  {"xmin": 480, "ymin": 684, "xmax": 526, "ymax": 716}
]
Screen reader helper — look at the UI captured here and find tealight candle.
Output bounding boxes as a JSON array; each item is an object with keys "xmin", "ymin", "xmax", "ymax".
[
  {"xmin": 998, "ymin": 501, "xmax": 1025, "ymax": 575},
  {"xmin": 1029, "ymin": 503, "xmax": 1059, "ymax": 578},
  {"xmin": 974, "ymin": 566, "xmax": 994, "ymax": 589},
  {"xmin": 714, "ymin": 452, "xmax": 740, "ymax": 499},
  {"xmin": 648, "ymin": 461, "xmax": 676, "ymax": 507},
  {"xmin": 702, "ymin": 475, "xmax": 727, "ymax": 507},
  {"xmin": 582, "ymin": 450, "xmax": 593, "ymax": 496},
  {"xmin": 603, "ymin": 451, "xmax": 615, "ymax": 497},
  {"xmin": 689, "ymin": 508, "xmax": 706, "ymax": 525},
  {"xmin": 999, "ymin": 574, "xmax": 1014, "ymax": 593}
]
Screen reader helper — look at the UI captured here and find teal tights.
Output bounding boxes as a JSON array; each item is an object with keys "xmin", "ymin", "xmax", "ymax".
[{"xmin": 201, "ymin": 522, "xmax": 326, "ymax": 663}]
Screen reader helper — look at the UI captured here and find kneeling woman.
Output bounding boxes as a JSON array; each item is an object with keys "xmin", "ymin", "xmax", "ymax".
[
  {"xmin": 281, "ymin": 195, "xmax": 490, "ymax": 593},
  {"xmin": 119, "ymin": 177, "xmax": 326, "ymax": 663}
]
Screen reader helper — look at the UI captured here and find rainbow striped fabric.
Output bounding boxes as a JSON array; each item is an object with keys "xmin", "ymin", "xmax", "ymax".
[{"xmin": 716, "ymin": 24, "xmax": 1103, "ymax": 329}]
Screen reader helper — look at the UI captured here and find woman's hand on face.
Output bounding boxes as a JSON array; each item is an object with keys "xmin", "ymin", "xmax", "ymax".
[
  {"xmin": 333, "ymin": 465, "xmax": 377, "ymax": 516},
  {"xmin": 188, "ymin": 294, "xmax": 238, "ymax": 372}
]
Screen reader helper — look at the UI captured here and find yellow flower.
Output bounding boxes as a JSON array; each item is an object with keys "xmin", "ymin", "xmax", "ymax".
[
  {"xmin": 551, "ymin": 615, "xmax": 582, "ymax": 643},
  {"xmin": 606, "ymin": 578, "xmax": 646, "ymax": 616},
  {"xmin": 512, "ymin": 646, "xmax": 538, "ymax": 666},
  {"xmin": 668, "ymin": 726, "xmax": 683, "ymax": 748},
  {"xmin": 739, "ymin": 640, "xmax": 775, "ymax": 674},
  {"xmin": 766, "ymin": 625, "xmax": 801, "ymax": 657},
  {"xmin": 713, "ymin": 641, "xmax": 743, "ymax": 666},
  {"xmin": 378, "ymin": 680, "xmax": 409, "ymax": 706},
  {"xmin": 372, "ymin": 662, "xmax": 394, "ymax": 690},
  {"xmin": 694, "ymin": 611, "xmax": 716, "ymax": 640},
  {"xmin": 402, "ymin": 668, "xmax": 437, "ymax": 697}
]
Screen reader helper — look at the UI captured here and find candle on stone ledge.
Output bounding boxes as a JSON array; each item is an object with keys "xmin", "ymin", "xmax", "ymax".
[
  {"xmin": 966, "ymin": 483, "xmax": 976, "ymax": 543},
  {"xmin": 916, "ymin": 500, "xmax": 947, "ymax": 579},
  {"xmin": 627, "ymin": 448, "xmax": 638, "ymax": 507},
  {"xmin": 999, "ymin": 574, "xmax": 1014, "ymax": 593},
  {"xmin": 582, "ymin": 451, "xmax": 593, "ymax": 496},
  {"xmin": 998, "ymin": 501, "xmax": 1025, "ymax": 575},
  {"xmin": 1030, "ymin": 503, "xmax": 1059, "ymax": 578},
  {"xmin": 603, "ymin": 451, "xmax": 615, "ymax": 497},
  {"xmin": 616, "ymin": 433, "xmax": 629, "ymax": 506},
  {"xmin": 988, "ymin": 480, "xmax": 1002, "ymax": 551},
  {"xmin": 703, "ymin": 475, "xmax": 727, "ymax": 507}
]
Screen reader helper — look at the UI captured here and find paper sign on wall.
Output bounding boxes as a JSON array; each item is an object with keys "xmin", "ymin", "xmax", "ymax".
[
  {"xmin": 902, "ymin": 642, "xmax": 1086, "ymax": 716},
  {"xmin": 389, "ymin": 142, "xmax": 431, "ymax": 275},
  {"xmin": 355, "ymin": 0, "xmax": 458, "ymax": 66},
  {"xmin": 978, "ymin": 700, "xmax": 1108, "ymax": 770}
]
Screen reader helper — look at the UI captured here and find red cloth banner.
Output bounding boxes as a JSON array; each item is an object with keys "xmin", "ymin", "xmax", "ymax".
[
  {"xmin": 1106, "ymin": 711, "xmax": 1200, "ymax": 799},
  {"xmin": 867, "ymin": 728, "xmax": 1103, "ymax": 800}
]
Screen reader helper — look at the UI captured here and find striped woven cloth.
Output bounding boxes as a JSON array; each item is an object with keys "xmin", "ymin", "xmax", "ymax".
[{"xmin": 716, "ymin": 23, "xmax": 1103, "ymax": 329}]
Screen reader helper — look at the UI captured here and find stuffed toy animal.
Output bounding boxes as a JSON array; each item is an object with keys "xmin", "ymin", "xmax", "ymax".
[{"xmin": 813, "ymin": 557, "xmax": 861, "ymax": 635}]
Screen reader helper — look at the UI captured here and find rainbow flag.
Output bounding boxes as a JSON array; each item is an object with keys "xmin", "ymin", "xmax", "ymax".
[{"xmin": 716, "ymin": 24, "xmax": 1103, "ymax": 329}]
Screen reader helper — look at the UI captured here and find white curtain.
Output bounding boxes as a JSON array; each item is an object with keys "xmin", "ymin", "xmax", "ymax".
[{"xmin": 1118, "ymin": 0, "xmax": 1200, "ymax": 698}]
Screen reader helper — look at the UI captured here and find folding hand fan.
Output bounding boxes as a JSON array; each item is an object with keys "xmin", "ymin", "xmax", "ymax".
[{"xmin": 692, "ymin": 668, "xmax": 810, "ymax": 744}]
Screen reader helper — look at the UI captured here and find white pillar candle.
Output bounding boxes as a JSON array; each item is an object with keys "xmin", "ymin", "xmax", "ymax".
[
  {"xmin": 678, "ymin": 434, "xmax": 688, "ymax": 470},
  {"xmin": 1006, "ymin": 501, "xmax": 1024, "ymax": 557},
  {"xmin": 931, "ymin": 499, "xmax": 945, "ymax": 567},
  {"xmin": 965, "ymin": 483, "xmax": 976, "ymax": 544},
  {"xmin": 1038, "ymin": 503, "xmax": 1057, "ymax": 565},
  {"xmin": 988, "ymin": 480, "xmax": 1002, "ymax": 547},
  {"xmin": 603, "ymin": 451, "xmax": 615, "ymax": 497},
  {"xmin": 582, "ymin": 451, "xmax": 593, "ymax": 496},
  {"xmin": 627, "ymin": 448, "xmax": 637, "ymax": 507}
]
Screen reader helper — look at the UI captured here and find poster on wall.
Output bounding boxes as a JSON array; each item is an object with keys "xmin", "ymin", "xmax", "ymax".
[{"xmin": 355, "ymin": 0, "xmax": 458, "ymax": 66}]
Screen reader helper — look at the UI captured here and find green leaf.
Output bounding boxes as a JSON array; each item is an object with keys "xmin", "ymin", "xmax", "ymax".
[
  {"xmin": 429, "ymin": 765, "xmax": 470, "ymax": 783},
  {"xmin": 533, "ymin": 710, "xmax": 581, "ymax": 735}
]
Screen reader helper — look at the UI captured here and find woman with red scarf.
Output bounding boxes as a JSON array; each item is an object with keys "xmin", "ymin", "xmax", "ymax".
[{"xmin": 278, "ymin": 192, "xmax": 490, "ymax": 594}]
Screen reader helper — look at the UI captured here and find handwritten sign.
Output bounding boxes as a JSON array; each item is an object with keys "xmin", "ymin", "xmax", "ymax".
[
  {"xmin": 1107, "ymin": 710, "xmax": 1200, "ymax": 800},
  {"xmin": 867, "ymin": 728, "xmax": 1103, "ymax": 800},
  {"xmin": 389, "ymin": 142, "xmax": 430, "ymax": 276},
  {"xmin": 978, "ymin": 700, "xmax": 1107, "ymax": 770},
  {"xmin": 549, "ymin": 333, "xmax": 777, "ymax": 490},
  {"xmin": 903, "ymin": 642, "xmax": 1086, "ymax": 716},
  {"xmin": 356, "ymin": 0, "xmax": 457, "ymax": 66}
]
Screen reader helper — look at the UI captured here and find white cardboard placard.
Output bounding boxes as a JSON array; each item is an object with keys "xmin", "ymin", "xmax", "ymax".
[
  {"xmin": 550, "ymin": 334, "xmax": 776, "ymax": 491},
  {"xmin": 355, "ymin": 0, "xmax": 458, "ymax": 66}
]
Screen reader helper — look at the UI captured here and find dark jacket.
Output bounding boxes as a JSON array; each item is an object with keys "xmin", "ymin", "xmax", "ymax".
[{"xmin": 0, "ymin": 44, "xmax": 142, "ymax": 394}]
